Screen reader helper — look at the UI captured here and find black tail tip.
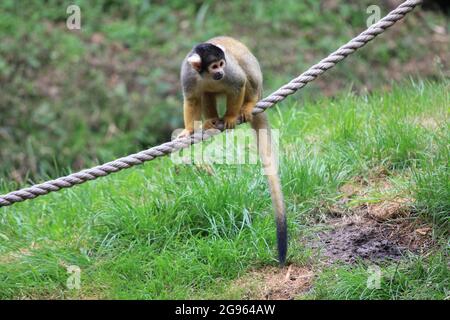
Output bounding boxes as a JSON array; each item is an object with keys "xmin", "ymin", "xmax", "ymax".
[
  {"xmin": 278, "ymin": 243, "xmax": 287, "ymax": 266},
  {"xmin": 277, "ymin": 220, "xmax": 287, "ymax": 266}
]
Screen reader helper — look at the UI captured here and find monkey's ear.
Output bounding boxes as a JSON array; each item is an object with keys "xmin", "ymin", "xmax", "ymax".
[{"xmin": 187, "ymin": 53, "xmax": 202, "ymax": 72}]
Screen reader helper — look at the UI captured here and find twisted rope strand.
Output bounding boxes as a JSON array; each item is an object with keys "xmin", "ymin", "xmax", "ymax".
[{"xmin": 0, "ymin": 0, "xmax": 422, "ymax": 208}]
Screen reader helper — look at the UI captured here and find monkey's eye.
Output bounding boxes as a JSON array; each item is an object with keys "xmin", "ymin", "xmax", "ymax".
[
  {"xmin": 219, "ymin": 61, "xmax": 224, "ymax": 67},
  {"xmin": 211, "ymin": 64, "xmax": 218, "ymax": 70}
]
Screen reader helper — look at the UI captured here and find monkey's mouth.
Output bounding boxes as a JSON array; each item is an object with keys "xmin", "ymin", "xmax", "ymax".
[{"xmin": 213, "ymin": 72, "xmax": 223, "ymax": 80}]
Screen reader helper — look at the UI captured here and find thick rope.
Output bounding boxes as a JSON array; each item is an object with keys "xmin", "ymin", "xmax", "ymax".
[{"xmin": 0, "ymin": 0, "xmax": 422, "ymax": 208}]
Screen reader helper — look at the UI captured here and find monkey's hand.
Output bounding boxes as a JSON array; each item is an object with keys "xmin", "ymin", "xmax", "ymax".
[
  {"xmin": 177, "ymin": 129, "xmax": 193, "ymax": 139},
  {"xmin": 223, "ymin": 115, "xmax": 238, "ymax": 129}
]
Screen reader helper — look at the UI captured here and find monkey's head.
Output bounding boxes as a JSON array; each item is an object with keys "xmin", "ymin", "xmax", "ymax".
[{"xmin": 188, "ymin": 43, "xmax": 226, "ymax": 80}]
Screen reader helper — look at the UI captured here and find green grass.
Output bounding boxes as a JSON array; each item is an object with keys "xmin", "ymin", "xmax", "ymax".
[
  {"xmin": 308, "ymin": 254, "xmax": 449, "ymax": 300},
  {"xmin": 0, "ymin": 81, "xmax": 448, "ymax": 299}
]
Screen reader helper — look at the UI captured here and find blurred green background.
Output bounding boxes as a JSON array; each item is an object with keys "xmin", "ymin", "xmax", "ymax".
[{"xmin": 0, "ymin": 0, "xmax": 448, "ymax": 184}]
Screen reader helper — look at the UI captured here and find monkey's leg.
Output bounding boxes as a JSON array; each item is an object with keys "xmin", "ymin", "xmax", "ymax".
[
  {"xmin": 202, "ymin": 93, "xmax": 220, "ymax": 130},
  {"xmin": 179, "ymin": 97, "xmax": 201, "ymax": 137},
  {"xmin": 224, "ymin": 87, "xmax": 245, "ymax": 129},
  {"xmin": 240, "ymin": 95, "xmax": 258, "ymax": 123}
]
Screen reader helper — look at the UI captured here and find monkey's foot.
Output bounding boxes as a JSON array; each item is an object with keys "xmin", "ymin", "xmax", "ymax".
[
  {"xmin": 223, "ymin": 115, "xmax": 238, "ymax": 129},
  {"xmin": 203, "ymin": 118, "xmax": 220, "ymax": 130},
  {"xmin": 241, "ymin": 110, "xmax": 253, "ymax": 123},
  {"xmin": 177, "ymin": 129, "xmax": 193, "ymax": 139}
]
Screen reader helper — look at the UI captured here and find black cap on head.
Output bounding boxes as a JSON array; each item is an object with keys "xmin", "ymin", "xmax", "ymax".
[{"xmin": 193, "ymin": 43, "xmax": 225, "ymax": 73}]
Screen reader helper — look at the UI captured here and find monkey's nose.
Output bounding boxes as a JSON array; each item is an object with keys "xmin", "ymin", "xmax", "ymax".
[{"xmin": 213, "ymin": 72, "xmax": 223, "ymax": 80}]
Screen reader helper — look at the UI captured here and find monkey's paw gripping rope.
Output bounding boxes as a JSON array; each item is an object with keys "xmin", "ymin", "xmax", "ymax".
[{"xmin": 0, "ymin": 0, "xmax": 422, "ymax": 208}]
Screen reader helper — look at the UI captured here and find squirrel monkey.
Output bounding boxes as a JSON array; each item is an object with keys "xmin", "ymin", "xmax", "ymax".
[{"xmin": 179, "ymin": 36, "xmax": 287, "ymax": 265}]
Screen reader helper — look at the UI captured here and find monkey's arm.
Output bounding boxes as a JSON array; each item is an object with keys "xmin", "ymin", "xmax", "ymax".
[
  {"xmin": 181, "ymin": 97, "xmax": 202, "ymax": 135},
  {"xmin": 224, "ymin": 86, "xmax": 245, "ymax": 129}
]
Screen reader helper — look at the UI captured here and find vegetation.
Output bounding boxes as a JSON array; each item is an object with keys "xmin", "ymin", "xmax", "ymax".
[
  {"xmin": 0, "ymin": 81, "xmax": 448, "ymax": 299},
  {"xmin": 310, "ymin": 254, "xmax": 448, "ymax": 300}
]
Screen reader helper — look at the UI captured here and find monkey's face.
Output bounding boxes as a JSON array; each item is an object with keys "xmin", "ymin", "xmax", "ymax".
[
  {"xmin": 188, "ymin": 43, "xmax": 226, "ymax": 80},
  {"xmin": 207, "ymin": 59, "xmax": 226, "ymax": 80}
]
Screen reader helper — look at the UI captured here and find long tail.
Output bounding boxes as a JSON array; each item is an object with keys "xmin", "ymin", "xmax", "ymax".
[{"xmin": 251, "ymin": 113, "xmax": 287, "ymax": 265}]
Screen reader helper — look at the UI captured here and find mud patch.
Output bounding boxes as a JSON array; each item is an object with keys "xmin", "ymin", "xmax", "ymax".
[
  {"xmin": 311, "ymin": 216, "xmax": 433, "ymax": 264},
  {"xmin": 309, "ymin": 171, "xmax": 436, "ymax": 264},
  {"xmin": 230, "ymin": 265, "xmax": 313, "ymax": 300},
  {"xmin": 314, "ymin": 219, "xmax": 403, "ymax": 263}
]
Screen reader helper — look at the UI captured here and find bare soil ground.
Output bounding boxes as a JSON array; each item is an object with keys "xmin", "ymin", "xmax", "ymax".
[
  {"xmin": 229, "ymin": 265, "xmax": 314, "ymax": 300},
  {"xmin": 311, "ymin": 215, "xmax": 434, "ymax": 264},
  {"xmin": 309, "ymin": 170, "xmax": 434, "ymax": 263}
]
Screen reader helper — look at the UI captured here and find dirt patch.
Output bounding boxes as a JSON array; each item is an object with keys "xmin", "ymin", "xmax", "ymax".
[
  {"xmin": 366, "ymin": 198, "xmax": 412, "ymax": 221},
  {"xmin": 310, "ymin": 215, "xmax": 434, "ymax": 264},
  {"xmin": 310, "ymin": 170, "xmax": 436, "ymax": 265},
  {"xmin": 231, "ymin": 265, "xmax": 313, "ymax": 300},
  {"xmin": 313, "ymin": 218, "xmax": 403, "ymax": 263},
  {"xmin": 326, "ymin": 172, "xmax": 413, "ymax": 219}
]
